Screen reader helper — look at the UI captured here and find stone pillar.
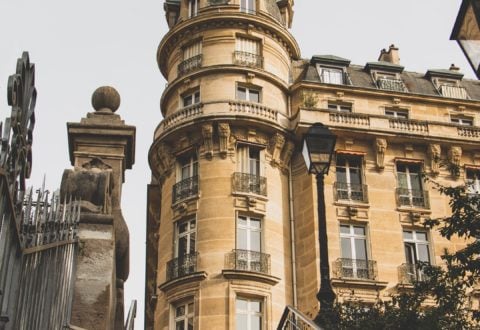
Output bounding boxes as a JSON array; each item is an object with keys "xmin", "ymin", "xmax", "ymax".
[{"xmin": 63, "ymin": 86, "xmax": 135, "ymax": 330}]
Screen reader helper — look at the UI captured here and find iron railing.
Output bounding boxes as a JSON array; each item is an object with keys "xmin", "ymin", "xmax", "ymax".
[
  {"xmin": 172, "ymin": 176, "xmax": 199, "ymax": 204},
  {"xmin": 440, "ymin": 85, "xmax": 468, "ymax": 99},
  {"xmin": 166, "ymin": 252, "xmax": 198, "ymax": 281},
  {"xmin": 233, "ymin": 51, "xmax": 263, "ymax": 68},
  {"xmin": 377, "ymin": 78, "xmax": 407, "ymax": 92},
  {"xmin": 398, "ymin": 263, "xmax": 429, "ymax": 284},
  {"xmin": 334, "ymin": 182, "xmax": 368, "ymax": 203},
  {"xmin": 232, "ymin": 172, "xmax": 267, "ymax": 196},
  {"xmin": 225, "ymin": 249, "xmax": 270, "ymax": 275},
  {"xmin": 396, "ymin": 188, "xmax": 430, "ymax": 209},
  {"xmin": 178, "ymin": 54, "xmax": 203, "ymax": 76},
  {"xmin": 320, "ymin": 71, "xmax": 352, "ymax": 85},
  {"xmin": 333, "ymin": 258, "xmax": 377, "ymax": 280},
  {"xmin": 124, "ymin": 300, "xmax": 137, "ymax": 330},
  {"xmin": 277, "ymin": 305, "xmax": 321, "ymax": 330}
]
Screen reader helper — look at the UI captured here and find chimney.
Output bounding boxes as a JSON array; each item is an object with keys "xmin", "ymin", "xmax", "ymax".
[
  {"xmin": 449, "ymin": 63, "xmax": 460, "ymax": 72},
  {"xmin": 378, "ymin": 44, "xmax": 400, "ymax": 65}
]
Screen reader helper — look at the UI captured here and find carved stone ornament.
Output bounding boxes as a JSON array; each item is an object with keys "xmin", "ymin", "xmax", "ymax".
[
  {"xmin": 218, "ymin": 122, "xmax": 230, "ymax": 158},
  {"xmin": 428, "ymin": 144, "xmax": 441, "ymax": 175},
  {"xmin": 374, "ymin": 138, "xmax": 387, "ymax": 170},
  {"xmin": 269, "ymin": 133, "xmax": 286, "ymax": 166},
  {"xmin": 202, "ymin": 123, "xmax": 213, "ymax": 159},
  {"xmin": 448, "ymin": 146, "xmax": 462, "ymax": 166},
  {"xmin": 81, "ymin": 157, "xmax": 112, "ymax": 171},
  {"xmin": 281, "ymin": 141, "xmax": 295, "ymax": 169},
  {"xmin": 156, "ymin": 143, "xmax": 174, "ymax": 179}
]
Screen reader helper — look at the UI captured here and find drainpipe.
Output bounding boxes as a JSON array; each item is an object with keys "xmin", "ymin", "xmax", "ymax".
[{"xmin": 288, "ymin": 164, "xmax": 298, "ymax": 308}]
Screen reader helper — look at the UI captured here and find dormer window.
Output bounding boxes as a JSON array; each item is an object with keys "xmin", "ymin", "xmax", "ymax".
[
  {"xmin": 240, "ymin": 0, "xmax": 255, "ymax": 13},
  {"xmin": 426, "ymin": 68, "xmax": 468, "ymax": 99},
  {"xmin": 318, "ymin": 66, "xmax": 345, "ymax": 85},
  {"xmin": 311, "ymin": 55, "xmax": 351, "ymax": 86},
  {"xmin": 375, "ymin": 72, "xmax": 407, "ymax": 92},
  {"xmin": 188, "ymin": 0, "xmax": 199, "ymax": 17}
]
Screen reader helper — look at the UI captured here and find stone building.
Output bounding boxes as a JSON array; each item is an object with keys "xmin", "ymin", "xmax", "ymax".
[{"xmin": 145, "ymin": 1, "xmax": 480, "ymax": 329}]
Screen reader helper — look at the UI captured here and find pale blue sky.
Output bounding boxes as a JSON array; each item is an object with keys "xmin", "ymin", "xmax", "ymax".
[{"xmin": 0, "ymin": 1, "xmax": 470, "ymax": 328}]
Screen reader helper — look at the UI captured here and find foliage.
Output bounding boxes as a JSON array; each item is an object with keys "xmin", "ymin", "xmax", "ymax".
[{"xmin": 317, "ymin": 181, "xmax": 480, "ymax": 330}]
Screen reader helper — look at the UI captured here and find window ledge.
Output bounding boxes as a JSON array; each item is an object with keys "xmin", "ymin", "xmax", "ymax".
[
  {"xmin": 222, "ymin": 269, "xmax": 280, "ymax": 286},
  {"xmin": 172, "ymin": 194, "xmax": 200, "ymax": 209},
  {"xmin": 334, "ymin": 201, "xmax": 369, "ymax": 209},
  {"xmin": 158, "ymin": 271, "xmax": 208, "ymax": 293},
  {"xmin": 232, "ymin": 191, "xmax": 268, "ymax": 201},
  {"xmin": 396, "ymin": 207, "xmax": 431, "ymax": 214},
  {"xmin": 332, "ymin": 278, "xmax": 388, "ymax": 289}
]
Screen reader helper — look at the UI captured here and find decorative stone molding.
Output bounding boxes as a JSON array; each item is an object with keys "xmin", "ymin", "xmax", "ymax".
[
  {"xmin": 281, "ymin": 141, "xmax": 295, "ymax": 169},
  {"xmin": 269, "ymin": 133, "xmax": 285, "ymax": 166},
  {"xmin": 218, "ymin": 122, "xmax": 231, "ymax": 158},
  {"xmin": 202, "ymin": 123, "xmax": 213, "ymax": 159},
  {"xmin": 374, "ymin": 138, "xmax": 387, "ymax": 170},
  {"xmin": 344, "ymin": 138, "xmax": 354, "ymax": 151},
  {"xmin": 428, "ymin": 144, "xmax": 441, "ymax": 175},
  {"xmin": 155, "ymin": 143, "xmax": 174, "ymax": 180},
  {"xmin": 81, "ymin": 157, "xmax": 112, "ymax": 171},
  {"xmin": 448, "ymin": 146, "xmax": 462, "ymax": 178},
  {"xmin": 404, "ymin": 144, "xmax": 414, "ymax": 158}
]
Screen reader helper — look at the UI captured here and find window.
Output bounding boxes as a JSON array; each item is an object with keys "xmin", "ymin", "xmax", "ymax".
[
  {"xmin": 188, "ymin": 0, "xmax": 199, "ymax": 17},
  {"xmin": 167, "ymin": 218, "xmax": 197, "ymax": 280},
  {"xmin": 466, "ymin": 168, "xmax": 480, "ymax": 194},
  {"xmin": 173, "ymin": 300, "xmax": 194, "ymax": 330},
  {"xmin": 328, "ymin": 102, "xmax": 352, "ymax": 112},
  {"xmin": 236, "ymin": 297, "xmax": 262, "ymax": 330},
  {"xmin": 183, "ymin": 90, "xmax": 200, "ymax": 107},
  {"xmin": 385, "ymin": 108, "xmax": 409, "ymax": 119},
  {"xmin": 173, "ymin": 154, "xmax": 199, "ymax": 203},
  {"xmin": 178, "ymin": 40, "xmax": 203, "ymax": 75},
  {"xmin": 234, "ymin": 37, "xmax": 262, "ymax": 67},
  {"xmin": 339, "ymin": 224, "xmax": 371, "ymax": 279},
  {"xmin": 403, "ymin": 230, "xmax": 430, "ymax": 281},
  {"xmin": 436, "ymin": 79, "xmax": 468, "ymax": 99},
  {"xmin": 451, "ymin": 115, "xmax": 473, "ymax": 126},
  {"xmin": 236, "ymin": 215, "xmax": 263, "ymax": 272},
  {"xmin": 396, "ymin": 163, "xmax": 428, "ymax": 208},
  {"xmin": 237, "ymin": 86, "xmax": 261, "ymax": 103},
  {"xmin": 375, "ymin": 72, "xmax": 407, "ymax": 92},
  {"xmin": 335, "ymin": 154, "xmax": 366, "ymax": 202},
  {"xmin": 234, "ymin": 145, "xmax": 266, "ymax": 196},
  {"xmin": 319, "ymin": 66, "xmax": 344, "ymax": 85},
  {"xmin": 240, "ymin": 0, "xmax": 255, "ymax": 13}
]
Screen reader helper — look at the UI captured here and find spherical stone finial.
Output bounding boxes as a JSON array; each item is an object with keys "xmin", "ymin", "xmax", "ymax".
[{"xmin": 92, "ymin": 86, "xmax": 120, "ymax": 113}]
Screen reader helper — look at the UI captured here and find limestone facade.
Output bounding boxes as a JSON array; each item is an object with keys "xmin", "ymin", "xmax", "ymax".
[{"xmin": 145, "ymin": 1, "xmax": 480, "ymax": 329}]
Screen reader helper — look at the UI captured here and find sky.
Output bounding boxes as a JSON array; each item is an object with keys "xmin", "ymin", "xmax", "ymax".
[{"xmin": 0, "ymin": 1, "xmax": 472, "ymax": 328}]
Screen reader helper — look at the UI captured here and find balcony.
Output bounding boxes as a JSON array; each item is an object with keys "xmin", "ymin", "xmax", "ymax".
[
  {"xmin": 172, "ymin": 176, "xmax": 199, "ymax": 204},
  {"xmin": 396, "ymin": 188, "xmax": 430, "ymax": 209},
  {"xmin": 398, "ymin": 263, "xmax": 428, "ymax": 284},
  {"xmin": 178, "ymin": 54, "xmax": 203, "ymax": 76},
  {"xmin": 333, "ymin": 258, "xmax": 377, "ymax": 280},
  {"xmin": 232, "ymin": 172, "xmax": 267, "ymax": 196},
  {"xmin": 377, "ymin": 78, "xmax": 407, "ymax": 92},
  {"xmin": 166, "ymin": 252, "xmax": 198, "ymax": 281},
  {"xmin": 225, "ymin": 249, "xmax": 270, "ymax": 274},
  {"xmin": 233, "ymin": 51, "xmax": 263, "ymax": 68},
  {"xmin": 334, "ymin": 182, "xmax": 368, "ymax": 203},
  {"xmin": 439, "ymin": 85, "xmax": 468, "ymax": 99}
]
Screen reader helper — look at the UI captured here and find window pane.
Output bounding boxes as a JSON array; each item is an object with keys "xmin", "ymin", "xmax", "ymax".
[
  {"xmin": 251, "ymin": 315, "xmax": 261, "ymax": 330},
  {"xmin": 341, "ymin": 237, "xmax": 352, "ymax": 259},
  {"xmin": 249, "ymin": 90, "xmax": 260, "ymax": 103},
  {"xmin": 397, "ymin": 172, "xmax": 407, "ymax": 188},
  {"xmin": 179, "ymin": 222, "xmax": 188, "ymax": 234},
  {"xmin": 250, "ymin": 218, "xmax": 261, "ymax": 229},
  {"xmin": 238, "ymin": 217, "xmax": 247, "ymax": 227},
  {"xmin": 349, "ymin": 167, "xmax": 361, "ymax": 185},
  {"xmin": 176, "ymin": 320, "xmax": 185, "ymax": 330},
  {"xmin": 188, "ymin": 303, "xmax": 194, "ymax": 314},
  {"xmin": 194, "ymin": 92, "xmax": 200, "ymax": 104},
  {"xmin": 237, "ymin": 228, "xmax": 247, "ymax": 250},
  {"xmin": 237, "ymin": 87, "xmax": 247, "ymax": 100},
  {"xmin": 251, "ymin": 301, "xmax": 261, "ymax": 312},
  {"xmin": 183, "ymin": 95, "xmax": 192, "ymax": 107},
  {"xmin": 336, "ymin": 166, "xmax": 347, "ymax": 183},
  {"xmin": 236, "ymin": 298, "xmax": 247, "ymax": 311},
  {"xmin": 189, "ymin": 232, "xmax": 196, "ymax": 254},
  {"xmin": 340, "ymin": 225, "xmax": 350, "ymax": 234},
  {"xmin": 236, "ymin": 314, "xmax": 248, "ymax": 329},
  {"xmin": 188, "ymin": 318, "xmax": 193, "ymax": 330},
  {"xmin": 250, "ymin": 231, "xmax": 261, "ymax": 251},
  {"xmin": 417, "ymin": 244, "xmax": 430, "ymax": 263},
  {"xmin": 353, "ymin": 226, "xmax": 365, "ymax": 236},
  {"xmin": 404, "ymin": 244, "xmax": 415, "ymax": 264},
  {"xmin": 176, "ymin": 305, "xmax": 185, "ymax": 317},
  {"xmin": 403, "ymin": 231, "xmax": 413, "ymax": 240},
  {"xmin": 354, "ymin": 238, "xmax": 367, "ymax": 260},
  {"xmin": 416, "ymin": 232, "xmax": 427, "ymax": 241},
  {"xmin": 178, "ymin": 236, "xmax": 187, "ymax": 257}
]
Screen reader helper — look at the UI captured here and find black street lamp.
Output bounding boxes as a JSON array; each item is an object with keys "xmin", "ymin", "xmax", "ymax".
[
  {"xmin": 301, "ymin": 123, "xmax": 337, "ymax": 324},
  {"xmin": 451, "ymin": 0, "xmax": 480, "ymax": 78}
]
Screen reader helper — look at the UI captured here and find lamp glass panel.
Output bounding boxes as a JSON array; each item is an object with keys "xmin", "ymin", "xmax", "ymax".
[
  {"xmin": 459, "ymin": 40, "xmax": 480, "ymax": 72},
  {"xmin": 302, "ymin": 139, "xmax": 311, "ymax": 171}
]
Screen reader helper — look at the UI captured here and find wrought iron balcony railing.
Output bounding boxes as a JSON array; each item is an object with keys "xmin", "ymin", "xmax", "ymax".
[
  {"xmin": 172, "ymin": 176, "xmax": 199, "ymax": 204},
  {"xmin": 440, "ymin": 85, "xmax": 468, "ymax": 99},
  {"xmin": 396, "ymin": 188, "xmax": 430, "ymax": 209},
  {"xmin": 377, "ymin": 78, "xmax": 407, "ymax": 92},
  {"xmin": 233, "ymin": 51, "xmax": 263, "ymax": 68},
  {"xmin": 278, "ymin": 305, "xmax": 321, "ymax": 330},
  {"xmin": 232, "ymin": 172, "xmax": 267, "ymax": 196},
  {"xmin": 225, "ymin": 249, "xmax": 270, "ymax": 275},
  {"xmin": 398, "ymin": 263, "xmax": 428, "ymax": 284},
  {"xmin": 178, "ymin": 54, "xmax": 203, "ymax": 76},
  {"xmin": 166, "ymin": 252, "xmax": 198, "ymax": 281},
  {"xmin": 334, "ymin": 182, "xmax": 368, "ymax": 203},
  {"xmin": 333, "ymin": 258, "xmax": 377, "ymax": 280}
]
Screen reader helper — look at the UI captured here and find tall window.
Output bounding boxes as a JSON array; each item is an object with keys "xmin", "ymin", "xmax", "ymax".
[
  {"xmin": 173, "ymin": 154, "xmax": 199, "ymax": 203},
  {"xmin": 240, "ymin": 0, "xmax": 255, "ymax": 13},
  {"xmin": 339, "ymin": 224, "xmax": 369, "ymax": 279},
  {"xmin": 183, "ymin": 41, "xmax": 202, "ymax": 61},
  {"xmin": 179, "ymin": 40, "xmax": 203, "ymax": 75},
  {"xmin": 396, "ymin": 163, "xmax": 427, "ymax": 208},
  {"xmin": 237, "ymin": 86, "xmax": 261, "ymax": 103},
  {"xmin": 319, "ymin": 66, "xmax": 344, "ymax": 85},
  {"xmin": 335, "ymin": 155, "xmax": 366, "ymax": 202},
  {"xmin": 175, "ymin": 218, "xmax": 196, "ymax": 259},
  {"xmin": 183, "ymin": 90, "xmax": 200, "ymax": 107},
  {"xmin": 236, "ymin": 297, "xmax": 262, "ymax": 330},
  {"xmin": 236, "ymin": 215, "xmax": 262, "ymax": 272},
  {"xmin": 235, "ymin": 37, "xmax": 262, "ymax": 67},
  {"xmin": 403, "ymin": 230, "xmax": 430, "ymax": 282},
  {"xmin": 173, "ymin": 300, "xmax": 194, "ymax": 330},
  {"xmin": 188, "ymin": 0, "xmax": 199, "ymax": 17},
  {"xmin": 234, "ymin": 145, "xmax": 266, "ymax": 195},
  {"xmin": 466, "ymin": 168, "xmax": 480, "ymax": 194}
]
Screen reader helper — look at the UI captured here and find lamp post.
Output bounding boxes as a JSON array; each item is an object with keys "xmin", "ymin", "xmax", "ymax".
[
  {"xmin": 451, "ymin": 0, "xmax": 480, "ymax": 78},
  {"xmin": 301, "ymin": 123, "xmax": 337, "ymax": 324}
]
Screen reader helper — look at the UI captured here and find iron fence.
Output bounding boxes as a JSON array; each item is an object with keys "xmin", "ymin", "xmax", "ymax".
[
  {"xmin": 232, "ymin": 172, "xmax": 267, "ymax": 196},
  {"xmin": 233, "ymin": 51, "xmax": 263, "ymax": 68},
  {"xmin": 333, "ymin": 258, "xmax": 377, "ymax": 280},
  {"xmin": 396, "ymin": 188, "xmax": 429, "ymax": 209},
  {"xmin": 377, "ymin": 78, "xmax": 407, "ymax": 92},
  {"xmin": 334, "ymin": 182, "xmax": 368, "ymax": 203},
  {"xmin": 166, "ymin": 252, "xmax": 198, "ymax": 281},
  {"xmin": 172, "ymin": 176, "xmax": 199, "ymax": 204},
  {"xmin": 398, "ymin": 263, "xmax": 428, "ymax": 284},
  {"xmin": 178, "ymin": 55, "xmax": 203, "ymax": 76},
  {"xmin": 277, "ymin": 305, "xmax": 321, "ymax": 330},
  {"xmin": 225, "ymin": 249, "xmax": 270, "ymax": 274}
]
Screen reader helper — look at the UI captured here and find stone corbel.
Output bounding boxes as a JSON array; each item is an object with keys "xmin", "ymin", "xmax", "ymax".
[
  {"xmin": 202, "ymin": 123, "xmax": 213, "ymax": 159},
  {"xmin": 269, "ymin": 133, "xmax": 285, "ymax": 166},
  {"xmin": 428, "ymin": 144, "xmax": 441, "ymax": 175},
  {"xmin": 374, "ymin": 138, "xmax": 387, "ymax": 170},
  {"xmin": 218, "ymin": 122, "xmax": 230, "ymax": 158},
  {"xmin": 448, "ymin": 146, "xmax": 462, "ymax": 178},
  {"xmin": 156, "ymin": 143, "xmax": 174, "ymax": 180},
  {"xmin": 281, "ymin": 141, "xmax": 295, "ymax": 169}
]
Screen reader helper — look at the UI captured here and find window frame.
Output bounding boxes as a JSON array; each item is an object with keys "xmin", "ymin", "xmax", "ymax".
[
  {"xmin": 236, "ymin": 214, "xmax": 262, "ymax": 253},
  {"xmin": 335, "ymin": 153, "xmax": 365, "ymax": 202},
  {"xmin": 395, "ymin": 161, "xmax": 427, "ymax": 208},
  {"xmin": 451, "ymin": 115, "xmax": 474, "ymax": 126},
  {"xmin": 317, "ymin": 65, "xmax": 345, "ymax": 85},
  {"xmin": 327, "ymin": 101, "xmax": 352, "ymax": 112},
  {"xmin": 171, "ymin": 298, "xmax": 195, "ymax": 330},
  {"xmin": 240, "ymin": 0, "xmax": 256, "ymax": 14},
  {"xmin": 176, "ymin": 152, "xmax": 198, "ymax": 183},
  {"xmin": 182, "ymin": 89, "xmax": 201, "ymax": 107},
  {"xmin": 235, "ymin": 296, "xmax": 264, "ymax": 330},
  {"xmin": 339, "ymin": 224, "xmax": 369, "ymax": 278},
  {"xmin": 182, "ymin": 39, "xmax": 202, "ymax": 61},
  {"xmin": 466, "ymin": 167, "xmax": 480, "ymax": 194},
  {"xmin": 236, "ymin": 84, "xmax": 261, "ymax": 103},
  {"xmin": 188, "ymin": 0, "xmax": 199, "ymax": 18},
  {"xmin": 403, "ymin": 229, "xmax": 431, "ymax": 265},
  {"xmin": 174, "ymin": 217, "xmax": 197, "ymax": 259},
  {"xmin": 385, "ymin": 108, "xmax": 409, "ymax": 119}
]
